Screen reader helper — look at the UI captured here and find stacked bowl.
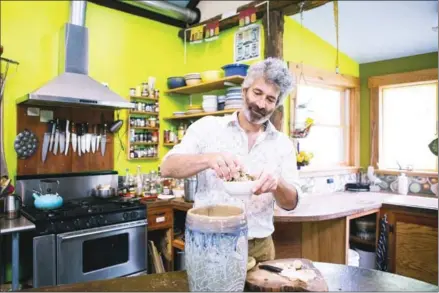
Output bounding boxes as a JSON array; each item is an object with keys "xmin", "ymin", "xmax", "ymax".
[
  {"xmin": 202, "ymin": 95, "xmax": 218, "ymax": 112},
  {"xmin": 184, "ymin": 73, "xmax": 202, "ymax": 86},
  {"xmin": 225, "ymin": 86, "xmax": 243, "ymax": 110}
]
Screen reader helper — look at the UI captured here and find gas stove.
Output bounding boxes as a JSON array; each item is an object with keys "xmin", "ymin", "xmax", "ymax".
[{"xmin": 21, "ymin": 196, "xmax": 147, "ymax": 235}]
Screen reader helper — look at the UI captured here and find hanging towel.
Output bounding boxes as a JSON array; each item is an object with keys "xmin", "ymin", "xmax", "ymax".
[{"xmin": 376, "ymin": 214, "xmax": 389, "ymax": 271}]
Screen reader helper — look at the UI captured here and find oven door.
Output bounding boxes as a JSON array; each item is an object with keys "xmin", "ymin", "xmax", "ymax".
[{"xmin": 56, "ymin": 220, "xmax": 147, "ymax": 285}]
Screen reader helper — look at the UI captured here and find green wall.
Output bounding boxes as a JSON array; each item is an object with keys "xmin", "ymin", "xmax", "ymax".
[
  {"xmin": 1, "ymin": 1, "xmax": 186, "ymax": 177},
  {"xmin": 359, "ymin": 52, "xmax": 438, "ymax": 167}
]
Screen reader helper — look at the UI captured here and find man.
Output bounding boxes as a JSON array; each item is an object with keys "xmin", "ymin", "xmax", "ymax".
[{"xmin": 160, "ymin": 57, "xmax": 301, "ymax": 264}]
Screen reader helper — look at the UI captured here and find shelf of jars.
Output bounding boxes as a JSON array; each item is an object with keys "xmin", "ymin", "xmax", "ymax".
[
  {"xmin": 162, "ymin": 123, "xmax": 188, "ymax": 148},
  {"xmin": 127, "ymin": 82, "xmax": 160, "ymax": 161}
]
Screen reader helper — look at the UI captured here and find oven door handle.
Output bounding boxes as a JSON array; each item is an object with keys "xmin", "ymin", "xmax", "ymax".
[{"xmin": 57, "ymin": 220, "xmax": 147, "ymax": 241}]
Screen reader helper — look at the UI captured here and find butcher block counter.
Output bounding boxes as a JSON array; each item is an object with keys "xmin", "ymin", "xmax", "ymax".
[{"xmin": 27, "ymin": 261, "xmax": 438, "ymax": 292}]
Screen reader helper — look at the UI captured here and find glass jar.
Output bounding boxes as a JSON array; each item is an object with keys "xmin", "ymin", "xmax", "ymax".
[
  {"xmin": 152, "ymin": 131, "xmax": 158, "ymax": 143},
  {"xmin": 149, "ymin": 117, "xmax": 157, "ymax": 128},
  {"xmin": 135, "ymin": 85, "xmax": 142, "ymax": 97},
  {"xmin": 129, "ymin": 88, "xmax": 136, "ymax": 97},
  {"xmin": 155, "ymin": 102, "xmax": 159, "ymax": 113}
]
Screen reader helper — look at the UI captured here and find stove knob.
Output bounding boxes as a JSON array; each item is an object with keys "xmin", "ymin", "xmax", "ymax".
[
  {"xmin": 123, "ymin": 212, "xmax": 129, "ymax": 220},
  {"xmin": 90, "ymin": 217, "xmax": 97, "ymax": 227},
  {"xmin": 131, "ymin": 211, "xmax": 138, "ymax": 219},
  {"xmin": 73, "ymin": 219, "xmax": 81, "ymax": 228}
]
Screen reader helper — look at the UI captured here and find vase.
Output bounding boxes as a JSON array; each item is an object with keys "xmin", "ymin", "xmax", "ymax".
[{"xmin": 185, "ymin": 205, "xmax": 248, "ymax": 292}]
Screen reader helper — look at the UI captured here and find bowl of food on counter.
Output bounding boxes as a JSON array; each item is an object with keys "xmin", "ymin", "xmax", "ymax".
[{"xmin": 223, "ymin": 170, "xmax": 257, "ymax": 200}]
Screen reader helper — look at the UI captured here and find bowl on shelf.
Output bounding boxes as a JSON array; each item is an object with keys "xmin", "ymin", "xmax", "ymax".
[
  {"xmin": 167, "ymin": 77, "xmax": 186, "ymax": 89},
  {"xmin": 201, "ymin": 70, "xmax": 223, "ymax": 82},
  {"xmin": 222, "ymin": 63, "xmax": 249, "ymax": 77},
  {"xmin": 223, "ymin": 181, "xmax": 256, "ymax": 201}
]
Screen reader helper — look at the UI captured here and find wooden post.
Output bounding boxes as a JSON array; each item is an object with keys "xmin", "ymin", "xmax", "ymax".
[{"xmin": 263, "ymin": 9, "xmax": 285, "ymax": 132}]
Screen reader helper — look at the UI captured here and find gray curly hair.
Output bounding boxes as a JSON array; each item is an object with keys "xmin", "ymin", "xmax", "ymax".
[{"xmin": 242, "ymin": 58, "xmax": 295, "ymax": 106}]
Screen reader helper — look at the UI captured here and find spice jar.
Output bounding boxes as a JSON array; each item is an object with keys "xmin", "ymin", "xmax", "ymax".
[
  {"xmin": 135, "ymin": 85, "xmax": 142, "ymax": 97},
  {"xmin": 177, "ymin": 124, "xmax": 185, "ymax": 142},
  {"xmin": 152, "ymin": 131, "xmax": 158, "ymax": 143},
  {"xmin": 149, "ymin": 117, "xmax": 157, "ymax": 128},
  {"xmin": 129, "ymin": 88, "xmax": 136, "ymax": 97},
  {"xmin": 164, "ymin": 130, "xmax": 169, "ymax": 143},
  {"xmin": 155, "ymin": 102, "xmax": 159, "ymax": 113}
]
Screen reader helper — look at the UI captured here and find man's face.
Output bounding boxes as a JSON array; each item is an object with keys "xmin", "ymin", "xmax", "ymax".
[{"xmin": 242, "ymin": 77, "xmax": 280, "ymax": 125}]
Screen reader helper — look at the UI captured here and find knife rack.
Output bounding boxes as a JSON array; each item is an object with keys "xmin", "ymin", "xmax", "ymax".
[{"xmin": 16, "ymin": 104, "xmax": 114, "ymax": 175}]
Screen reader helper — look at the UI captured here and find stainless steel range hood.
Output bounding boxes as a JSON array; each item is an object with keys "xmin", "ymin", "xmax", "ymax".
[{"xmin": 17, "ymin": 1, "xmax": 134, "ymax": 109}]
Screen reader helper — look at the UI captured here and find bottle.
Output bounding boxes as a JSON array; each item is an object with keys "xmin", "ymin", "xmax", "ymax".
[
  {"xmin": 177, "ymin": 124, "xmax": 185, "ymax": 142},
  {"xmin": 326, "ymin": 178, "xmax": 336, "ymax": 193},
  {"xmin": 136, "ymin": 165, "xmax": 143, "ymax": 196},
  {"xmin": 397, "ymin": 173, "xmax": 408, "ymax": 195}
]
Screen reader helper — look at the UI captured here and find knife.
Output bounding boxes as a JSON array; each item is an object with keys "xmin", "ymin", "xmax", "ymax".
[
  {"xmin": 42, "ymin": 120, "xmax": 53, "ymax": 163},
  {"xmin": 100, "ymin": 123, "xmax": 107, "ymax": 157},
  {"xmin": 81, "ymin": 123, "xmax": 86, "ymax": 154},
  {"xmin": 91, "ymin": 124, "xmax": 97, "ymax": 153},
  {"xmin": 71, "ymin": 122, "xmax": 77, "ymax": 153},
  {"xmin": 96, "ymin": 124, "xmax": 101, "ymax": 152},
  {"xmin": 77, "ymin": 123, "xmax": 82, "ymax": 156},
  {"xmin": 85, "ymin": 122, "xmax": 91, "ymax": 153},
  {"xmin": 59, "ymin": 120, "xmax": 66, "ymax": 154},
  {"xmin": 64, "ymin": 120, "xmax": 70, "ymax": 155},
  {"xmin": 48, "ymin": 119, "xmax": 56, "ymax": 152},
  {"xmin": 259, "ymin": 265, "xmax": 283, "ymax": 273},
  {"xmin": 53, "ymin": 119, "xmax": 60, "ymax": 155}
]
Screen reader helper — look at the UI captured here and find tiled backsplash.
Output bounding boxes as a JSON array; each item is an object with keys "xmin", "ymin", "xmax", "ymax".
[{"xmin": 298, "ymin": 171, "xmax": 438, "ymax": 197}]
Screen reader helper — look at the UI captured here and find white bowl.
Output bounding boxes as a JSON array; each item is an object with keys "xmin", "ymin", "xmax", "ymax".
[
  {"xmin": 223, "ymin": 181, "xmax": 256, "ymax": 199},
  {"xmin": 172, "ymin": 189, "xmax": 184, "ymax": 198}
]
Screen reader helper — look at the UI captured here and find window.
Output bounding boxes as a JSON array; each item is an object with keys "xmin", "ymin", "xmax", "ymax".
[
  {"xmin": 295, "ymin": 84, "xmax": 350, "ymax": 167},
  {"xmin": 379, "ymin": 81, "xmax": 438, "ymax": 171}
]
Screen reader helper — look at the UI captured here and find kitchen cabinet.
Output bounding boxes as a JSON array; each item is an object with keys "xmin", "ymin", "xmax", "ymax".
[{"xmin": 380, "ymin": 207, "xmax": 438, "ymax": 285}]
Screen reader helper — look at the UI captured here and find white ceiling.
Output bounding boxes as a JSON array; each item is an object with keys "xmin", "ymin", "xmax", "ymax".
[{"xmin": 291, "ymin": 1, "xmax": 438, "ymax": 64}]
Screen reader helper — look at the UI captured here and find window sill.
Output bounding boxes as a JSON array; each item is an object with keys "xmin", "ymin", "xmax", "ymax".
[
  {"xmin": 375, "ymin": 169, "xmax": 438, "ymax": 178},
  {"xmin": 299, "ymin": 166, "xmax": 359, "ymax": 178}
]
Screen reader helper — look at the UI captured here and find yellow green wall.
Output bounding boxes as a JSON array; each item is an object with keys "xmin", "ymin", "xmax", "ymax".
[
  {"xmin": 1, "ymin": 1, "xmax": 186, "ymax": 178},
  {"xmin": 359, "ymin": 52, "xmax": 438, "ymax": 167}
]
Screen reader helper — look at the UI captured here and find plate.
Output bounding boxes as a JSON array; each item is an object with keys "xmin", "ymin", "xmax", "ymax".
[
  {"xmin": 173, "ymin": 111, "xmax": 185, "ymax": 116},
  {"xmin": 158, "ymin": 194, "xmax": 175, "ymax": 200}
]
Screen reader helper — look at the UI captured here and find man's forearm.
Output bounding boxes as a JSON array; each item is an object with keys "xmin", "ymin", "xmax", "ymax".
[
  {"xmin": 160, "ymin": 154, "xmax": 209, "ymax": 179},
  {"xmin": 273, "ymin": 178, "xmax": 298, "ymax": 210}
]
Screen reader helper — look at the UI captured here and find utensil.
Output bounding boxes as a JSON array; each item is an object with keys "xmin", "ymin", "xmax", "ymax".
[
  {"xmin": 77, "ymin": 123, "xmax": 82, "ymax": 156},
  {"xmin": 259, "ymin": 264, "xmax": 283, "ymax": 273},
  {"xmin": 0, "ymin": 178, "xmax": 11, "ymax": 197},
  {"xmin": 59, "ymin": 119, "xmax": 66, "ymax": 154},
  {"xmin": 101, "ymin": 123, "xmax": 107, "ymax": 156},
  {"xmin": 96, "ymin": 123, "xmax": 101, "ymax": 152},
  {"xmin": 64, "ymin": 120, "xmax": 70, "ymax": 155},
  {"xmin": 80, "ymin": 123, "xmax": 86, "ymax": 154},
  {"xmin": 184, "ymin": 175, "xmax": 197, "ymax": 202},
  {"xmin": 14, "ymin": 129, "xmax": 38, "ymax": 159},
  {"xmin": 91, "ymin": 124, "xmax": 97, "ymax": 153},
  {"xmin": 48, "ymin": 116, "xmax": 56, "ymax": 152},
  {"xmin": 85, "ymin": 122, "xmax": 91, "ymax": 153},
  {"xmin": 71, "ymin": 122, "xmax": 77, "ymax": 153},
  {"xmin": 109, "ymin": 120, "xmax": 123, "ymax": 133},
  {"xmin": 4, "ymin": 193, "xmax": 22, "ymax": 219},
  {"xmin": 42, "ymin": 120, "xmax": 53, "ymax": 162},
  {"xmin": 53, "ymin": 119, "xmax": 60, "ymax": 155}
]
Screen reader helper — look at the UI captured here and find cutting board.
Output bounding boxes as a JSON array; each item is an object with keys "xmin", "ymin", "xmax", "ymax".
[{"xmin": 246, "ymin": 258, "xmax": 328, "ymax": 292}]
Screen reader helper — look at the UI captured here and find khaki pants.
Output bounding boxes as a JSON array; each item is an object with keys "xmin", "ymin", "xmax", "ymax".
[{"xmin": 248, "ymin": 235, "xmax": 275, "ymax": 263}]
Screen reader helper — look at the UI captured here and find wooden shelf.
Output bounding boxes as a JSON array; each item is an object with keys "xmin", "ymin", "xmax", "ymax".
[
  {"xmin": 132, "ymin": 142, "xmax": 158, "ymax": 146},
  {"xmin": 349, "ymin": 235, "xmax": 375, "ymax": 247},
  {"xmin": 128, "ymin": 157, "xmax": 159, "ymax": 161},
  {"xmin": 164, "ymin": 75, "xmax": 244, "ymax": 95},
  {"xmin": 172, "ymin": 239, "xmax": 185, "ymax": 250},
  {"xmin": 164, "ymin": 109, "xmax": 237, "ymax": 120},
  {"xmin": 163, "ymin": 143, "xmax": 177, "ymax": 147},
  {"xmin": 130, "ymin": 96, "xmax": 158, "ymax": 101},
  {"xmin": 130, "ymin": 111, "xmax": 159, "ymax": 116},
  {"xmin": 132, "ymin": 126, "xmax": 159, "ymax": 131}
]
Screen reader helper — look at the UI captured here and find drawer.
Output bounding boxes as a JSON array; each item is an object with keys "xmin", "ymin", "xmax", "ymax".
[{"xmin": 148, "ymin": 207, "xmax": 173, "ymax": 230}]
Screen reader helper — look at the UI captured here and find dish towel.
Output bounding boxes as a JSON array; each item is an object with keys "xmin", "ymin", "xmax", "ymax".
[{"xmin": 376, "ymin": 214, "xmax": 389, "ymax": 271}]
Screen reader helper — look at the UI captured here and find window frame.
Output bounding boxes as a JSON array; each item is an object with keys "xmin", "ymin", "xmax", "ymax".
[
  {"xmin": 288, "ymin": 62, "xmax": 361, "ymax": 171},
  {"xmin": 368, "ymin": 68, "xmax": 438, "ymax": 176}
]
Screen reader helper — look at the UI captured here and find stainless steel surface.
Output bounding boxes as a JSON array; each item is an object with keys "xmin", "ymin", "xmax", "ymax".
[
  {"xmin": 56, "ymin": 219, "xmax": 147, "ymax": 285},
  {"xmin": 94, "ymin": 187, "xmax": 115, "ymax": 198},
  {"xmin": 184, "ymin": 175, "xmax": 197, "ymax": 202},
  {"xmin": 58, "ymin": 220, "xmax": 146, "ymax": 240},
  {"xmin": 0, "ymin": 91, "xmax": 7, "ymax": 177},
  {"xmin": 119, "ymin": 0, "xmax": 198, "ymax": 24},
  {"xmin": 0, "ymin": 216, "xmax": 35, "ymax": 235},
  {"xmin": 17, "ymin": 1, "xmax": 135, "ymax": 110},
  {"xmin": 16, "ymin": 172, "xmax": 118, "ymax": 207},
  {"xmin": 70, "ymin": 1, "xmax": 86, "ymax": 26},
  {"xmin": 33, "ymin": 234, "xmax": 56, "ymax": 288}
]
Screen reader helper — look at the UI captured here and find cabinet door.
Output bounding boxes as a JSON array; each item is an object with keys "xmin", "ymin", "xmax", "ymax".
[{"xmin": 389, "ymin": 211, "xmax": 438, "ymax": 285}]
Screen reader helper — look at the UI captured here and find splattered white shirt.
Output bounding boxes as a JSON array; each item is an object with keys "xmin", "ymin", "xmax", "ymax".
[{"xmin": 163, "ymin": 111, "xmax": 302, "ymax": 238}]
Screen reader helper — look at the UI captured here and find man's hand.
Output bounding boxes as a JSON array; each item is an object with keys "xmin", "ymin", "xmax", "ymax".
[
  {"xmin": 205, "ymin": 153, "xmax": 242, "ymax": 181},
  {"xmin": 252, "ymin": 171, "xmax": 278, "ymax": 195}
]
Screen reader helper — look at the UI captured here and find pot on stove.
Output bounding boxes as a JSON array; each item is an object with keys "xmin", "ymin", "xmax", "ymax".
[{"xmin": 32, "ymin": 179, "xmax": 63, "ymax": 210}]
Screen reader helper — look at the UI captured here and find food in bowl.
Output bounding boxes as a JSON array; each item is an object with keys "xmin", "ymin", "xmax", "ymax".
[
  {"xmin": 227, "ymin": 170, "xmax": 256, "ymax": 182},
  {"xmin": 223, "ymin": 171, "xmax": 257, "ymax": 199},
  {"xmin": 201, "ymin": 70, "xmax": 223, "ymax": 82}
]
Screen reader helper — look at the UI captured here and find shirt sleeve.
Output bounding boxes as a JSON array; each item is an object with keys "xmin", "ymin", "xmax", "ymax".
[
  {"xmin": 161, "ymin": 117, "xmax": 208, "ymax": 163},
  {"xmin": 276, "ymin": 144, "xmax": 303, "ymax": 211}
]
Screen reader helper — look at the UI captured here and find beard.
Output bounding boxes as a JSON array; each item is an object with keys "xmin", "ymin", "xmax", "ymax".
[{"xmin": 242, "ymin": 93, "xmax": 275, "ymax": 125}]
